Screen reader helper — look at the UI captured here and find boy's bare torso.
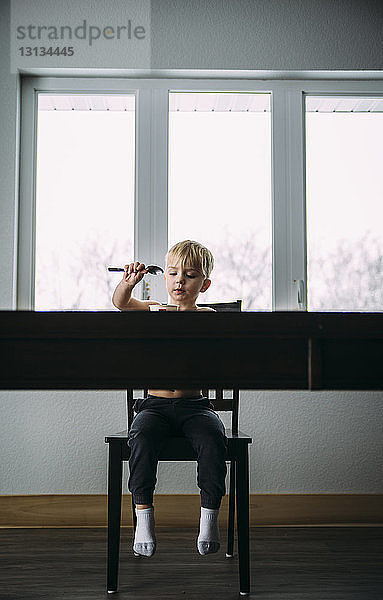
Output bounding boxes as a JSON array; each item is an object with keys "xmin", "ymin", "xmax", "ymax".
[{"xmin": 148, "ymin": 388, "xmax": 202, "ymax": 398}]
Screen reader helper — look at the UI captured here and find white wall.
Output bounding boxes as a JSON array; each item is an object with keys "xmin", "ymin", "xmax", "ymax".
[
  {"xmin": 150, "ymin": 0, "xmax": 383, "ymax": 71},
  {"xmin": 1, "ymin": 390, "xmax": 382, "ymax": 494},
  {"xmin": 0, "ymin": 0, "xmax": 382, "ymax": 495}
]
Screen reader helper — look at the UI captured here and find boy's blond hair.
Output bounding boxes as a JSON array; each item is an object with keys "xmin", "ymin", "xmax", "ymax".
[{"xmin": 166, "ymin": 240, "xmax": 214, "ymax": 279}]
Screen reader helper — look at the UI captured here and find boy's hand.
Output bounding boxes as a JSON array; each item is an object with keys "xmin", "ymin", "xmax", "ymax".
[{"xmin": 123, "ymin": 262, "xmax": 149, "ymax": 288}]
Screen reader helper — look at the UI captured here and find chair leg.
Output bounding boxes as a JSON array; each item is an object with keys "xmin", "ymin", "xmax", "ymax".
[
  {"xmin": 131, "ymin": 493, "xmax": 141, "ymax": 557},
  {"xmin": 132, "ymin": 493, "xmax": 137, "ymax": 531},
  {"xmin": 226, "ymin": 460, "xmax": 236, "ymax": 557},
  {"xmin": 107, "ymin": 443, "xmax": 123, "ymax": 594},
  {"xmin": 236, "ymin": 445, "xmax": 250, "ymax": 596}
]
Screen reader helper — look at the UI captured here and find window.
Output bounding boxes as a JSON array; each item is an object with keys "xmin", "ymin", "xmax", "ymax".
[
  {"xmin": 18, "ymin": 77, "xmax": 383, "ymax": 311},
  {"xmin": 168, "ymin": 92, "xmax": 272, "ymax": 310},
  {"xmin": 305, "ymin": 96, "xmax": 383, "ymax": 311},
  {"xmin": 33, "ymin": 94, "xmax": 135, "ymax": 310}
]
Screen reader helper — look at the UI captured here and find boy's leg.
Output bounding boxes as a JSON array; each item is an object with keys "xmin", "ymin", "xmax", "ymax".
[
  {"xmin": 127, "ymin": 408, "xmax": 172, "ymax": 506},
  {"xmin": 127, "ymin": 407, "xmax": 172, "ymax": 556},
  {"xmin": 178, "ymin": 406, "xmax": 227, "ymax": 554}
]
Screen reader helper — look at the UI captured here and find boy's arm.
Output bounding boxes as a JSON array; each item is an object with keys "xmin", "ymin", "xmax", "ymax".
[{"xmin": 112, "ymin": 262, "xmax": 162, "ymax": 311}]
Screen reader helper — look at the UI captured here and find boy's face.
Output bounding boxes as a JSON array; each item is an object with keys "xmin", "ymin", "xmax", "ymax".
[{"xmin": 164, "ymin": 259, "xmax": 211, "ymax": 309}]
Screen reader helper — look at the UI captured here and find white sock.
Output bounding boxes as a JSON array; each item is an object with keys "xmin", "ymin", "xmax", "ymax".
[
  {"xmin": 197, "ymin": 507, "xmax": 220, "ymax": 555},
  {"xmin": 133, "ymin": 506, "xmax": 156, "ymax": 557}
]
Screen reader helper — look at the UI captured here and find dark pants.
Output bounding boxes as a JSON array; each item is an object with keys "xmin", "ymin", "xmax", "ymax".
[{"xmin": 127, "ymin": 395, "xmax": 228, "ymax": 509}]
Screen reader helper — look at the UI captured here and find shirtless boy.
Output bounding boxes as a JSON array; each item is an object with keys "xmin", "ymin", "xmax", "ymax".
[{"xmin": 112, "ymin": 240, "xmax": 227, "ymax": 557}]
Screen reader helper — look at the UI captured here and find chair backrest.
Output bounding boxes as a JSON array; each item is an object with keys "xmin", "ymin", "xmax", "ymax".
[
  {"xmin": 126, "ymin": 300, "xmax": 242, "ymax": 434},
  {"xmin": 197, "ymin": 299, "xmax": 242, "ymax": 312}
]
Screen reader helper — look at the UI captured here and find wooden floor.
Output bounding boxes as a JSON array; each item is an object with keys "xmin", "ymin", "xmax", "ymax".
[{"xmin": 0, "ymin": 527, "xmax": 382, "ymax": 599}]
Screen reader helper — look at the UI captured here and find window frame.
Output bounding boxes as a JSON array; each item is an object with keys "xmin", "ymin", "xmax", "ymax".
[{"xmin": 17, "ymin": 76, "xmax": 383, "ymax": 310}]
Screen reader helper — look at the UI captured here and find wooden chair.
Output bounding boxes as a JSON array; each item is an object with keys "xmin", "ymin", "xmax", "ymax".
[{"xmin": 105, "ymin": 300, "xmax": 252, "ymax": 595}]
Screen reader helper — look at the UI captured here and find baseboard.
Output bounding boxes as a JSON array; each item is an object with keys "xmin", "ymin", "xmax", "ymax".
[{"xmin": 0, "ymin": 494, "xmax": 381, "ymax": 528}]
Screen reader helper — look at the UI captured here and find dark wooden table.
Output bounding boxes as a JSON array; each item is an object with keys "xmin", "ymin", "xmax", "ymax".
[{"xmin": 0, "ymin": 311, "xmax": 382, "ymax": 390}]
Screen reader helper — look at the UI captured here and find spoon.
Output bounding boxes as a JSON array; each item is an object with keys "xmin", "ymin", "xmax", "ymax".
[{"xmin": 108, "ymin": 265, "xmax": 164, "ymax": 275}]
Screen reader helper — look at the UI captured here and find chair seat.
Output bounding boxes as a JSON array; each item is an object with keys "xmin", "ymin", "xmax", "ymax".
[
  {"xmin": 105, "ymin": 428, "xmax": 252, "ymax": 442},
  {"xmin": 105, "ymin": 429, "xmax": 252, "ymax": 461}
]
